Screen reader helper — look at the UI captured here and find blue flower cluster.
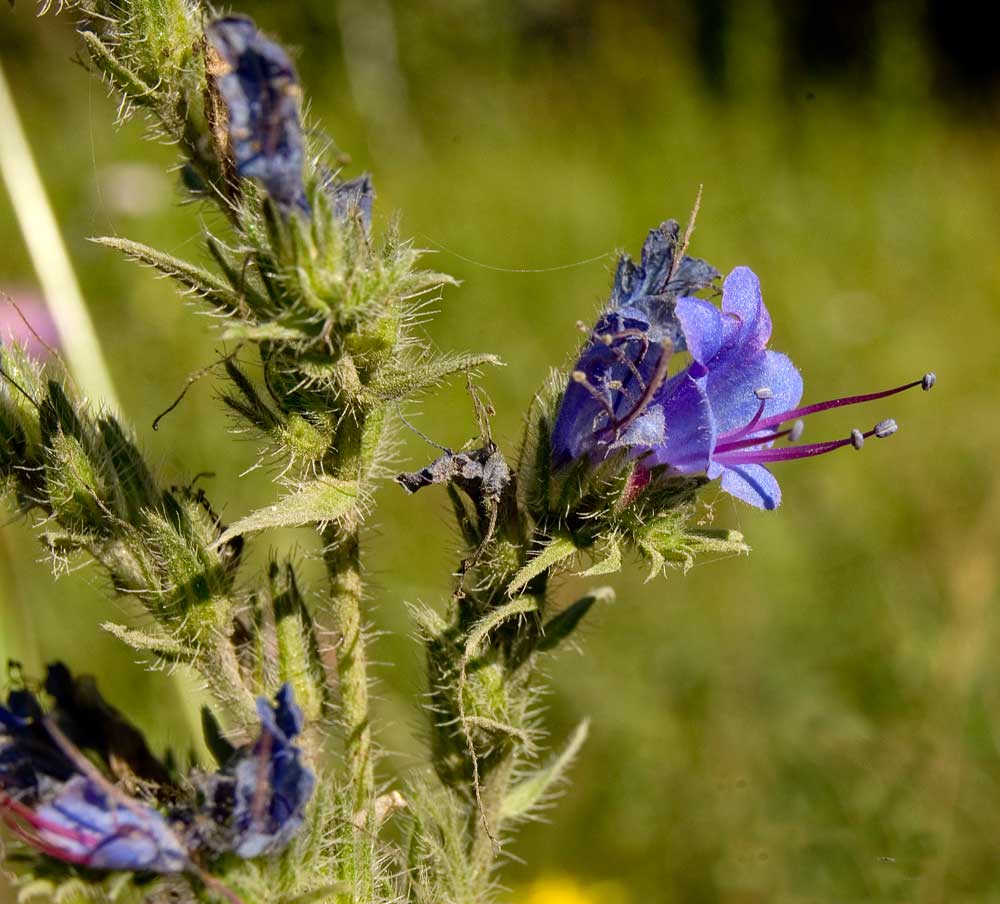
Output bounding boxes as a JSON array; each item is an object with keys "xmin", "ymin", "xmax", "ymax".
[
  {"xmin": 553, "ymin": 223, "xmax": 934, "ymax": 509},
  {"xmin": 0, "ymin": 666, "xmax": 313, "ymax": 875}
]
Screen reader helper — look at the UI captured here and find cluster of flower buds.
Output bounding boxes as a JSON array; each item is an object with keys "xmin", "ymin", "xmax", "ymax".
[
  {"xmin": 551, "ymin": 221, "xmax": 935, "ymax": 510},
  {"xmin": 0, "ymin": 665, "xmax": 313, "ymax": 878}
]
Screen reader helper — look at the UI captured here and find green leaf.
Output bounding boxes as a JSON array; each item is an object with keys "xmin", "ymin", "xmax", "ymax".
[
  {"xmin": 464, "ymin": 595, "xmax": 540, "ymax": 661},
  {"xmin": 101, "ymin": 622, "xmax": 193, "ymax": 660},
  {"xmin": 577, "ymin": 537, "xmax": 622, "ymax": 577},
  {"xmin": 506, "ymin": 534, "xmax": 579, "ymax": 596},
  {"xmin": 92, "ymin": 236, "xmax": 239, "ymax": 312},
  {"xmin": 213, "ymin": 478, "xmax": 360, "ymax": 545},
  {"xmin": 200, "ymin": 705, "xmax": 236, "ymax": 765},
  {"xmin": 537, "ymin": 587, "xmax": 614, "ymax": 653},
  {"xmin": 364, "ymin": 352, "xmax": 503, "ymax": 404},
  {"xmin": 220, "ymin": 321, "xmax": 307, "ymax": 343},
  {"xmin": 81, "ymin": 31, "xmax": 157, "ymax": 106},
  {"xmin": 501, "ymin": 718, "xmax": 590, "ymax": 820}
]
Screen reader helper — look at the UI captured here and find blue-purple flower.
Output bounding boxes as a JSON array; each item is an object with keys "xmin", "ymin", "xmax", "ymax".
[
  {"xmin": 206, "ymin": 16, "xmax": 308, "ymax": 213},
  {"xmin": 1, "ymin": 682, "xmax": 188, "ymax": 873},
  {"xmin": 550, "ymin": 221, "xmax": 718, "ymax": 467},
  {"xmin": 553, "ymin": 228, "xmax": 935, "ymax": 509},
  {"xmin": 2, "ymin": 668, "xmax": 314, "ymax": 876},
  {"xmin": 195, "ymin": 684, "xmax": 314, "ymax": 858},
  {"xmin": 2, "ymin": 776, "xmax": 189, "ymax": 872}
]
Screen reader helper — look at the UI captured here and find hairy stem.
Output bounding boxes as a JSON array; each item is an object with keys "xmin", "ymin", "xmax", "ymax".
[
  {"xmin": 323, "ymin": 527, "xmax": 373, "ymax": 808},
  {"xmin": 469, "ymin": 746, "xmax": 516, "ymax": 868},
  {"xmin": 200, "ymin": 635, "xmax": 259, "ymax": 729},
  {"xmin": 322, "ymin": 522, "xmax": 377, "ymax": 901}
]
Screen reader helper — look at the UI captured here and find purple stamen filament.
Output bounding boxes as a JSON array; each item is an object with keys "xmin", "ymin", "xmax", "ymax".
[
  {"xmin": 716, "ymin": 424, "xmax": 886, "ymax": 466},
  {"xmin": 713, "ymin": 374, "xmax": 932, "ymax": 466},
  {"xmin": 596, "ymin": 339, "xmax": 674, "ymax": 442},
  {"xmin": 713, "ymin": 426, "xmax": 797, "ymax": 455},
  {"xmin": 751, "ymin": 377, "xmax": 928, "ymax": 434}
]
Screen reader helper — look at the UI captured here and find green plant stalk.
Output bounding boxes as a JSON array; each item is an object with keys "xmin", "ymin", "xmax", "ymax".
[
  {"xmin": 323, "ymin": 525, "xmax": 373, "ymax": 808},
  {"xmin": 0, "ymin": 62, "xmax": 120, "ymax": 411},
  {"xmin": 322, "ymin": 523, "xmax": 377, "ymax": 900},
  {"xmin": 452, "ymin": 548, "xmax": 553, "ymax": 875},
  {"xmin": 469, "ymin": 737, "xmax": 517, "ymax": 869}
]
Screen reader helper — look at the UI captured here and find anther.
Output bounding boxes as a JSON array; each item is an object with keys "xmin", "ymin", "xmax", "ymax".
[
  {"xmin": 922, "ymin": 372, "xmax": 936, "ymax": 391},
  {"xmin": 572, "ymin": 370, "xmax": 616, "ymax": 420},
  {"xmin": 789, "ymin": 419, "xmax": 805, "ymax": 442},
  {"xmin": 600, "ymin": 334, "xmax": 614, "ymax": 346},
  {"xmin": 755, "ymin": 387, "xmax": 774, "ymax": 400},
  {"xmin": 599, "ymin": 338, "xmax": 675, "ymax": 440},
  {"xmin": 576, "ymin": 320, "xmax": 589, "ymax": 334},
  {"xmin": 850, "ymin": 428, "xmax": 865, "ymax": 450},
  {"xmin": 874, "ymin": 419, "xmax": 898, "ymax": 438}
]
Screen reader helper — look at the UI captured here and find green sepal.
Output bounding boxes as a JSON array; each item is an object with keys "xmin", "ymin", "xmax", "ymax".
[
  {"xmin": 96, "ymin": 417, "xmax": 161, "ymax": 521},
  {"xmin": 635, "ymin": 513, "xmax": 750, "ymax": 578},
  {"xmin": 464, "ymin": 596, "xmax": 540, "ymax": 661},
  {"xmin": 80, "ymin": 31, "xmax": 157, "ymax": 107},
  {"xmin": 205, "ymin": 235, "xmax": 271, "ymax": 311},
  {"xmin": 268, "ymin": 560, "xmax": 328, "ymax": 723},
  {"xmin": 221, "ymin": 358, "xmax": 282, "ymax": 431},
  {"xmin": 577, "ymin": 536, "xmax": 622, "ymax": 577}
]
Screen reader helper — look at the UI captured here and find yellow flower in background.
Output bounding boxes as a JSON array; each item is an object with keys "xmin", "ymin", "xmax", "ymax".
[{"xmin": 518, "ymin": 875, "xmax": 630, "ymax": 904}]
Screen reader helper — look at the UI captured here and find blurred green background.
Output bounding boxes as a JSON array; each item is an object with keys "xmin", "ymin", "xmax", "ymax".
[{"xmin": 2, "ymin": 1, "xmax": 998, "ymax": 902}]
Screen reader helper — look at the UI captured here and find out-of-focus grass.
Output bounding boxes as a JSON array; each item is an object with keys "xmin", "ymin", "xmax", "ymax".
[{"xmin": 2, "ymin": 3, "xmax": 998, "ymax": 902}]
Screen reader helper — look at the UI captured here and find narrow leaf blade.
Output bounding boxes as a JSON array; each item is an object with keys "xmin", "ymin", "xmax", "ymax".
[
  {"xmin": 538, "ymin": 587, "xmax": 614, "ymax": 653},
  {"xmin": 501, "ymin": 719, "xmax": 590, "ymax": 820},
  {"xmin": 214, "ymin": 478, "xmax": 360, "ymax": 545},
  {"xmin": 506, "ymin": 534, "xmax": 579, "ymax": 596}
]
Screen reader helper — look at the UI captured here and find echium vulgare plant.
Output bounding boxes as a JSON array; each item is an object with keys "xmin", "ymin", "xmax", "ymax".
[{"xmin": 0, "ymin": 2, "xmax": 935, "ymax": 902}]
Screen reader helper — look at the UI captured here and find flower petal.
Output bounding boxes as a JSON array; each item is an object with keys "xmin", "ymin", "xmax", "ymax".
[
  {"xmin": 676, "ymin": 296, "xmax": 725, "ymax": 365},
  {"xmin": 616, "ymin": 406, "xmax": 665, "ymax": 449},
  {"xmin": 760, "ymin": 350, "xmax": 803, "ymax": 414},
  {"xmin": 721, "ymin": 266, "xmax": 771, "ymax": 349},
  {"xmin": 330, "ymin": 173, "xmax": 374, "ymax": 232},
  {"xmin": 720, "ymin": 464, "xmax": 782, "ymax": 510},
  {"xmin": 206, "ymin": 16, "xmax": 308, "ymax": 213},
  {"xmin": 646, "ymin": 373, "xmax": 716, "ymax": 472}
]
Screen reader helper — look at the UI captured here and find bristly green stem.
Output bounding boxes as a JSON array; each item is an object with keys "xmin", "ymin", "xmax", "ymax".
[
  {"xmin": 322, "ymin": 522, "xmax": 377, "ymax": 899},
  {"xmin": 322, "ymin": 526, "xmax": 373, "ymax": 809}
]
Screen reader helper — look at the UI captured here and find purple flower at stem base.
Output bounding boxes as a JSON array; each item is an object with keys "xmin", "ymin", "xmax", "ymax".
[{"xmin": 1, "ymin": 777, "xmax": 189, "ymax": 873}]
